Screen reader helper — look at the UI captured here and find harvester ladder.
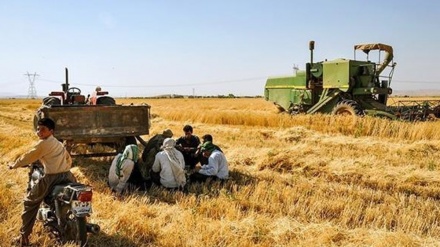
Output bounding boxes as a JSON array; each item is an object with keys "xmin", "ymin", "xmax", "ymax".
[{"xmin": 306, "ymin": 89, "xmax": 340, "ymax": 114}]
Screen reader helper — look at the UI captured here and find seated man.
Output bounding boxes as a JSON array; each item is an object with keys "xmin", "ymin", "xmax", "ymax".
[
  {"xmin": 140, "ymin": 129, "xmax": 173, "ymax": 179},
  {"xmin": 151, "ymin": 138, "xmax": 186, "ymax": 189},
  {"xmin": 108, "ymin": 144, "xmax": 146, "ymax": 197},
  {"xmin": 90, "ymin": 86, "xmax": 101, "ymax": 105},
  {"xmin": 190, "ymin": 141, "xmax": 229, "ymax": 182},
  {"xmin": 195, "ymin": 134, "xmax": 223, "ymax": 165},
  {"xmin": 176, "ymin": 125, "xmax": 200, "ymax": 170}
]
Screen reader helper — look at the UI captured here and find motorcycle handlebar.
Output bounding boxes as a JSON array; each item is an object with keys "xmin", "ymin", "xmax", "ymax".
[{"xmin": 9, "ymin": 163, "xmax": 41, "ymax": 170}]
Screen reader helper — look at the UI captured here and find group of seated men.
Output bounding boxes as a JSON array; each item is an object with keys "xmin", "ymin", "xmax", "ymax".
[{"xmin": 108, "ymin": 125, "xmax": 229, "ymax": 197}]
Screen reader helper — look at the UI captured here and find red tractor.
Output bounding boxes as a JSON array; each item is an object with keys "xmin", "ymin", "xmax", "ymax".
[
  {"xmin": 42, "ymin": 68, "xmax": 115, "ymax": 106},
  {"xmin": 34, "ymin": 68, "xmax": 151, "ymax": 156}
]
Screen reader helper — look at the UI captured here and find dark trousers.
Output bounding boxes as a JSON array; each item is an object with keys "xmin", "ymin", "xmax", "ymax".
[
  {"xmin": 21, "ymin": 171, "xmax": 76, "ymax": 238},
  {"xmin": 150, "ymin": 170, "xmax": 161, "ymax": 186},
  {"xmin": 189, "ymin": 172, "xmax": 217, "ymax": 183},
  {"xmin": 127, "ymin": 164, "xmax": 151, "ymax": 191}
]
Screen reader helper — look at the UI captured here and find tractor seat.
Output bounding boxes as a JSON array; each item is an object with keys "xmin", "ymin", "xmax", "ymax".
[{"xmin": 97, "ymin": 91, "xmax": 109, "ymax": 96}]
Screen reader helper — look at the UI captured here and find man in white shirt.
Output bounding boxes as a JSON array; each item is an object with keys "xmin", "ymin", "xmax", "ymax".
[
  {"xmin": 190, "ymin": 141, "xmax": 229, "ymax": 182},
  {"xmin": 90, "ymin": 86, "xmax": 101, "ymax": 105}
]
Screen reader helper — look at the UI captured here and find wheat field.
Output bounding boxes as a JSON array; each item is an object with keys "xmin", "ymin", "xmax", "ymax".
[{"xmin": 1, "ymin": 98, "xmax": 440, "ymax": 246}]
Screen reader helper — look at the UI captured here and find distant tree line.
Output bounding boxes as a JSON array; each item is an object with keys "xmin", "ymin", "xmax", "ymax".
[{"xmin": 125, "ymin": 94, "xmax": 264, "ymax": 99}]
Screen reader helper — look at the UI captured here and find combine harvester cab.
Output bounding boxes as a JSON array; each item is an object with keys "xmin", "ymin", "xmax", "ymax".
[
  {"xmin": 264, "ymin": 40, "xmax": 439, "ymax": 120},
  {"xmin": 34, "ymin": 68, "xmax": 151, "ymax": 156}
]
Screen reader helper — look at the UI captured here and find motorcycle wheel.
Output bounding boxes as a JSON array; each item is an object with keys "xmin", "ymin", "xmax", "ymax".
[
  {"xmin": 76, "ymin": 216, "xmax": 88, "ymax": 246},
  {"xmin": 63, "ymin": 212, "xmax": 88, "ymax": 246}
]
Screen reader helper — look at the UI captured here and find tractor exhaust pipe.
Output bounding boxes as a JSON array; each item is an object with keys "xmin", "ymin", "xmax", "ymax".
[
  {"xmin": 309, "ymin": 40, "xmax": 315, "ymax": 65},
  {"xmin": 62, "ymin": 67, "xmax": 69, "ymax": 93}
]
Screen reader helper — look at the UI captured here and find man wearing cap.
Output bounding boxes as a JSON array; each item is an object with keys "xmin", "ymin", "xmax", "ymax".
[
  {"xmin": 195, "ymin": 134, "xmax": 223, "ymax": 166},
  {"xmin": 140, "ymin": 129, "xmax": 174, "ymax": 179},
  {"xmin": 190, "ymin": 141, "xmax": 229, "ymax": 182}
]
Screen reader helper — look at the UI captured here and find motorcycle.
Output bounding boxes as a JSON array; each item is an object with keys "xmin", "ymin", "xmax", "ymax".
[{"xmin": 28, "ymin": 163, "xmax": 100, "ymax": 246}]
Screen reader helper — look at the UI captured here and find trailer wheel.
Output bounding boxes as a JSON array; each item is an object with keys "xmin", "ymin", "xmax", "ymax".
[
  {"xmin": 332, "ymin": 100, "xmax": 364, "ymax": 116},
  {"xmin": 96, "ymin": 96, "xmax": 116, "ymax": 105},
  {"xmin": 433, "ymin": 105, "xmax": 440, "ymax": 118},
  {"xmin": 115, "ymin": 137, "xmax": 137, "ymax": 153},
  {"xmin": 125, "ymin": 136, "xmax": 137, "ymax": 146}
]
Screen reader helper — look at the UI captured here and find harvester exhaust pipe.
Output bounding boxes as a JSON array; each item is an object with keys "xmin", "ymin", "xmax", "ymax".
[
  {"xmin": 309, "ymin": 40, "xmax": 315, "ymax": 65},
  {"xmin": 306, "ymin": 41, "xmax": 315, "ymax": 89}
]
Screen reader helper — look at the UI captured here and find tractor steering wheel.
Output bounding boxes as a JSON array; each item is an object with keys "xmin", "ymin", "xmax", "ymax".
[{"xmin": 67, "ymin": 87, "xmax": 81, "ymax": 95}]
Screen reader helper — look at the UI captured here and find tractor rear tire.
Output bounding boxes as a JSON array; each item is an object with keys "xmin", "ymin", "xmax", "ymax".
[
  {"xmin": 34, "ymin": 97, "xmax": 60, "ymax": 131},
  {"xmin": 332, "ymin": 100, "xmax": 365, "ymax": 116},
  {"xmin": 43, "ymin": 96, "xmax": 61, "ymax": 106},
  {"xmin": 96, "ymin": 96, "xmax": 116, "ymax": 105}
]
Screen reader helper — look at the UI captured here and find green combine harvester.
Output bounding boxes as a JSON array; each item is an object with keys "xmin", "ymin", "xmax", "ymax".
[{"xmin": 264, "ymin": 41, "xmax": 440, "ymax": 121}]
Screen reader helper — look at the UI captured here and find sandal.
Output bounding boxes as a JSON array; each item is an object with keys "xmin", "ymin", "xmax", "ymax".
[{"xmin": 11, "ymin": 235, "xmax": 30, "ymax": 247}]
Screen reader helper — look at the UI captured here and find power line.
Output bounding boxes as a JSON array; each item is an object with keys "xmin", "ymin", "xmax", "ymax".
[
  {"xmin": 38, "ymin": 76, "xmax": 267, "ymax": 88},
  {"xmin": 393, "ymin": 80, "xmax": 440, "ymax": 84},
  {"xmin": 36, "ymin": 76, "xmax": 439, "ymax": 88}
]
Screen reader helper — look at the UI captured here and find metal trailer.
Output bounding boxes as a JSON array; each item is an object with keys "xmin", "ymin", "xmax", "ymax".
[{"xmin": 34, "ymin": 68, "xmax": 151, "ymax": 156}]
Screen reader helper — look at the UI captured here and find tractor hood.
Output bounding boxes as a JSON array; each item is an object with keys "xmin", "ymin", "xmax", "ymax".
[{"xmin": 354, "ymin": 43, "xmax": 393, "ymax": 76}]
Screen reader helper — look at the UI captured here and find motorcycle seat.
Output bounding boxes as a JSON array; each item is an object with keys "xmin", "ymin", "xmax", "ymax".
[
  {"xmin": 51, "ymin": 182, "xmax": 89, "ymax": 198},
  {"xmin": 51, "ymin": 184, "xmax": 70, "ymax": 197}
]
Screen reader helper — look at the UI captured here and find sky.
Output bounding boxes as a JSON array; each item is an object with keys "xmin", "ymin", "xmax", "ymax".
[{"xmin": 1, "ymin": 1, "xmax": 439, "ymax": 97}]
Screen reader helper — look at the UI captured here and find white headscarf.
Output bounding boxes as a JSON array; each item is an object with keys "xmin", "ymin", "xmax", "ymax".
[
  {"xmin": 161, "ymin": 138, "xmax": 186, "ymax": 187},
  {"xmin": 116, "ymin": 144, "xmax": 139, "ymax": 178}
]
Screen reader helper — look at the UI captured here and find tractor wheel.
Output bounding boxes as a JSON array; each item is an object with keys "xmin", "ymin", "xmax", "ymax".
[
  {"xmin": 332, "ymin": 100, "xmax": 365, "ymax": 116},
  {"xmin": 96, "ymin": 96, "xmax": 116, "ymax": 105},
  {"xmin": 43, "ymin": 96, "xmax": 61, "ymax": 106}
]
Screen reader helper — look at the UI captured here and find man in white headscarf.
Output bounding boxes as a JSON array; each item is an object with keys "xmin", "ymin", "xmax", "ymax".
[
  {"xmin": 151, "ymin": 138, "xmax": 186, "ymax": 189},
  {"xmin": 108, "ymin": 144, "xmax": 139, "ymax": 197}
]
